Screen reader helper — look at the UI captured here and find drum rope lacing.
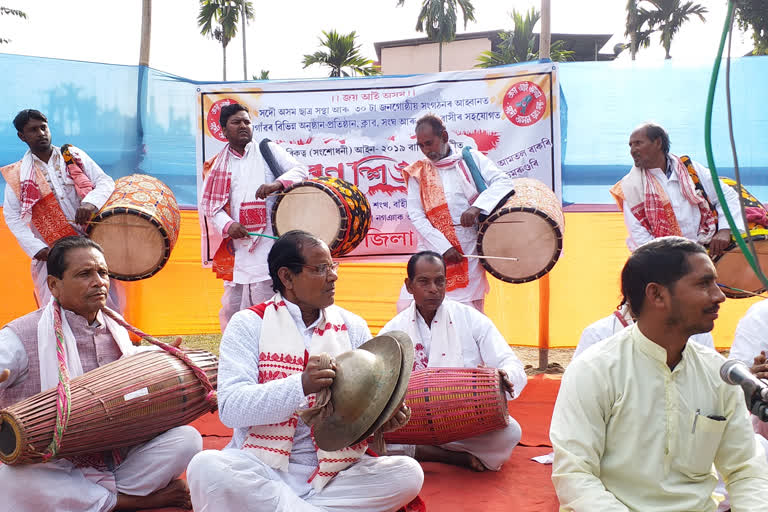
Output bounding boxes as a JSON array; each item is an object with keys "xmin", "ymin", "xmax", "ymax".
[{"xmin": 41, "ymin": 302, "xmax": 217, "ymax": 461}]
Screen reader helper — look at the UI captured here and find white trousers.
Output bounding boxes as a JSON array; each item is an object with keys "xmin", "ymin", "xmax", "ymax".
[
  {"xmin": 389, "ymin": 416, "xmax": 521, "ymax": 471},
  {"xmin": 0, "ymin": 425, "xmax": 201, "ymax": 512},
  {"xmin": 187, "ymin": 449, "xmax": 424, "ymax": 512},
  {"xmin": 219, "ymin": 280, "xmax": 274, "ymax": 332},
  {"xmin": 32, "ymin": 259, "xmax": 126, "ymax": 313}
]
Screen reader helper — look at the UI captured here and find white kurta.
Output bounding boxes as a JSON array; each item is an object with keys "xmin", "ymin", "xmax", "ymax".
[
  {"xmin": 207, "ymin": 141, "xmax": 308, "ymax": 285},
  {"xmin": 621, "ymin": 156, "xmax": 744, "ymax": 251},
  {"xmin": 401, "ymin": 146, "xmax": 514, "ymax": 305},
  {"xmin": 186, "ymin": 301, "xmax": 424, "ymax": 512},
  {"xmin": 728, "ymin": 299, "xmax": 768, "ymax": 366},
  {"xmin": 381, "ymin": 299, "xmax": 526, "ymax": 470},
  {"xmin": 574, "ymin": 311, "xmax": 715, "ymax": 361},
  {"xmin": 2, "ymin": 146, "xmax": 123, "ymax": 310}
]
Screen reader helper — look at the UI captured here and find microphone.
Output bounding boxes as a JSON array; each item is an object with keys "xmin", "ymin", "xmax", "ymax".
[{"xmin": 720, "ymin": 360, "xmax": 768, "ymax": 421}]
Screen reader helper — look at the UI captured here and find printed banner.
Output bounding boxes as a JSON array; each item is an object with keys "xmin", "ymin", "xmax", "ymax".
[{"xmin": 196, "ymin": 62, "xmax": 561, "ymax": 262}]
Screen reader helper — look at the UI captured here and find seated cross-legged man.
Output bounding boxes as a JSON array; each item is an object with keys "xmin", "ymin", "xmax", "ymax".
[
  {"xmin": 0, "ymin": 236, "xmax": 201, "ymax": 512},
  {"xmin": 382, "ymin": 251, "xmax": 527, "ymax": 472},
  {"xmin": 186, "ymin": 230, "xmax": 423, "ymax": 512}
]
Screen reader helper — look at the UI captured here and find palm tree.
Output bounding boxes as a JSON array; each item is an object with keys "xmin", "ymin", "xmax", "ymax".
[
  {"xmin": 641, "ymin": 0, "xmax": 708, "ymax": 59},
  {"xmin": 396, "ymin": 0, "xmax": 476, "ymax": 72},
  {"xmin": 624, "ymin": 0, "xmax": 655, "ymax": 60},
  {"xmin": 1, "ymin": 6, "xmax": 27, "ymax": 44},
  {"xmin": 198, "ymin": 0, "xmax": 253, "ymax": 81},
  {"xmin": 475, "ymin": 8, "xmax": 573, "ymax": 68},
  {"xmin": 252, "ymin": 70, "xmax": 270, "ymax": 80},
  {"xmin": 302, "ymin": 30, "xmax": 380, "ymax": 77},
  {"xmin": 240, "ymin": 1, "xmax": 254, "ymax": 80}
]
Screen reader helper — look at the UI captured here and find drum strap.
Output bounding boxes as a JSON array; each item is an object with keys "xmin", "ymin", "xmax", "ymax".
[
  {"xmin": 461, "ymin": 146, "xmax": 487, "ymax": 193},
  {"xmin": 259, "ymin": 139, "xmax": 286, "ymax": 178},
  {"xmin": 680, "ymin": 155, "xmax": 719, "ymax": 228}
]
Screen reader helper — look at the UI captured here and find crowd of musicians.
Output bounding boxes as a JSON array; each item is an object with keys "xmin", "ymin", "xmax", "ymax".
[{"xmin": 1, "ymin": 106, "xmax": 768, "ymax": 511}]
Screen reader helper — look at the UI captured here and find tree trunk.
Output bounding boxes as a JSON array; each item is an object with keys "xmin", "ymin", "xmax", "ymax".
[
  {"xmin": 628, "ymin": 1, "xmax": 638, "ymax": 60},
  {"xmin": 223, "ymin": 44, "xmax": 227, "ymax": 81},
  {"xmin": 241, "ymin": 2, "xmax": 247, "ymax": 80},
  {"xmin": 438, "ymin": 41, "xmax": 443, "ymax": 72},
  {"xmin": 540, "ymin": 0, "xmax": 551, "ymax": 59}
]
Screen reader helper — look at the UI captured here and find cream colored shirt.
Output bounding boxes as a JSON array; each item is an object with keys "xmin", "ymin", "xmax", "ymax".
[{"xmin": 551, "ymin": 324, "xmax": 768, "ymax": 512}]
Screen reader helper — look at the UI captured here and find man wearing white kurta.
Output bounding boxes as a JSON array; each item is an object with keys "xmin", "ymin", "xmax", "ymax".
[
  {"xmin": 551, "ymin": 237, "xmax": 768, "ymax": 512},
  {"xmin": 399, "ymin": 114, "xmax": 513, "ymax": 313},
  {"xmin": 384, "ymin": 251, "xmax": 526, "ymax": 471},
  {"xmin": 200, "ymin": 103, "xmax": 308, "ymax": 331},
  {"xmin": 574, "ymin": 305, "xmax": 715, "ymax": 360},
  {"xmin": 0, "ymin": 236, "xmax": 201, "ymax": 512},
  {"xmin": 187, "ymin": 230, "xmax": 423, "ymax": 512},
  {"xmin": 2, "ymin": 109, "xmax": 123, "ymax": 311},
  {"xmin": 611, "ymin": 123, "xmax": 742, "ymax": 254}
]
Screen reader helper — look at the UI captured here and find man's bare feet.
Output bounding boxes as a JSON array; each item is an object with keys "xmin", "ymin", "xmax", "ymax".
[
  {"xmin": 114, "ymin": 478, "xmax": 192, "ymax": 510},
  {"xmin": 415, "ymin": 445, "xmax": 487, "ymax": 472}
]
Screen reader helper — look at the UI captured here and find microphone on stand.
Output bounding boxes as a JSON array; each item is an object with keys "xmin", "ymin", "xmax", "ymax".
[{"xmin": 720, "ymin": 359, "xmax": 768, "ymax": 421}]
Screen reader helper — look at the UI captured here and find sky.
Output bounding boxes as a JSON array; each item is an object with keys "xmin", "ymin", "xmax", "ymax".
[{"xmin": 0, "ymin": 0, "xmax": 754, "ymax": 81}]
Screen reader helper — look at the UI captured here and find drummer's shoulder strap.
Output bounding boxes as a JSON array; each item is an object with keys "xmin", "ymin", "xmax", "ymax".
[
  {"xmin": 259, "ymin": 138, "xmax": 286, "ymax": 179},
  {"xmin": 461, "ymin": 146, "xmax": 487, "ymax": 193},
  {"xmin": 680, "ymin": 155, "xmax": 718, "ymax": 225}
]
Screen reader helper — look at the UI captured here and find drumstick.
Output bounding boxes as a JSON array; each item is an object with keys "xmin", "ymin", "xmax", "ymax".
[
  {"xmin": 452, "ymin": 221, "xmax": 525, "ymax": 226},
  {"xmin": 66, "ymin": 219, "xmax": 155, "ymax": 229},
  {"xmin": 463, "ymin": 254, "xmax": 519, "ymax": 262},
  {"xmin": 246, "ymin": 231, "xmax": 279, "ymax": 240},
  {"xmin": 717, "ymin": 283, "xmax": 768, "ymax": 299}
]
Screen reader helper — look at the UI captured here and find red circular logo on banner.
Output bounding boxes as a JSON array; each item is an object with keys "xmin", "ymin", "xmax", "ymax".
[
  {"xmin": 207, "ymin": 98, "xmax": 237, "ymax": 142},
  {"xmin": 503, "ymin": 81, "xmax": 547, "ymax": 127}
]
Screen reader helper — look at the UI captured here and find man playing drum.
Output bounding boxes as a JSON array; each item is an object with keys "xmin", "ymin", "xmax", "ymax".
[
  {"xmin": 551, "ymin": 237, "xmax": 768, "ymax": 511},
  {"xmin": 383, "ymin": 251, "xmax": 527, "ymax": 472},
  {"xmin": 0, "ymin": 236, "xmax": 202, "ymax": 511},
  {"xmin": 200, "ymin": 102, "xmax": 309, "ymax": 331},
  {"xmin": 186, "ymin": 230, "xmax": 423, "ymax": 512},
  {"xmin": 1, "ymin": 109, "xmax": 124, "ymax": 312},
  {"xmin": 399, "ymin": 114, "xmax": 514, "ymax": 313},
  {"xmin": 610, "ymin": 122, "xmax": 743, "ymax": 256}
]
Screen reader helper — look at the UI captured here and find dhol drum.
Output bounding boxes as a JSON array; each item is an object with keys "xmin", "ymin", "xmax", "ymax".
[
  {"xmin": 476, "ymin": 178, "xmax": 564, "ymax": 283},
  {"xmin": 0, "ymin": 349, "xmax": 217, "ymax": 465},
  {"xmin": 272, "ymin": 176, "xmax": 371, "ymax": 257},
  {"xmin": 713, "ymin": 178, "xmax": 768, "ymax": 299},
  {"xmin": 87, "ymin": 174, "xmax": 181, "ymax": 281},
  {"xmin": 383, "ymin": 367, "xmax": 509, "ymax": 445}
]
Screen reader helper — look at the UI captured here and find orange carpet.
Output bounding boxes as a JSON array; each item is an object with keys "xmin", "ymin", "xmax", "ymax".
[{"xmin": 147, "ymin": 375, "xmax": 562, "ymax": 511}]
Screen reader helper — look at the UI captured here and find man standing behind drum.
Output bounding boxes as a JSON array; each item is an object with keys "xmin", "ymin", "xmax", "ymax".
[
  {"xmin": 383, "ymin": 251, "xmax": 527, "ymax": 471},
  {"xmin": 1, "ymin": 109, "xmax": 123, "ymax": 311},
  {"xmin": 610, "ymin": 122, "xmax": 742, "ymax": 256},
  {"xmin": 200, "ymin": 103, "xmax": 308, "ymax": 331},
  {"xmin": 0, "ymin": 236, "xmax": 202, "ymax": 511},
  {"xmin": 400, "ymin": 114, "xmax": 514, "ymax": 313}
]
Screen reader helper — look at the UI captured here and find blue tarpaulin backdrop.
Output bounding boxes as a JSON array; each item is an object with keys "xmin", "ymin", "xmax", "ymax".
[{"xmin": 1, "ymin": 53, "xmax": 766, "ymax": 206}]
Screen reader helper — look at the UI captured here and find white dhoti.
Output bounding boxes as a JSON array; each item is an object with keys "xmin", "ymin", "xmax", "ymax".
[
  {"xmin": 187, "ymin": 449, "xmax": 424, "ymax": 512},
  {"xmin": 32, "ymin": 259, "xmax": 126, "ymax": 313},
  {"xmin": 219, "ymin": 279, "xmax": 274, "ymax": 331},
  {"xmin": 0, "ymin": 425, "xmax": 201, "ymax": 512},
  {"xmin": 389, "ymin": 416, "xmax": 521, "ymax": 471}
]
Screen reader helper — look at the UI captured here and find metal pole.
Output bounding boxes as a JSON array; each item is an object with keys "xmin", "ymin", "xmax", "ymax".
[
  {"xmin": 139, "ymin": 0, "xmax": 151, "ymax": 67},
  {"xmin": 241, "ymin": 1, "xmax": 247, "ymax": 80}
]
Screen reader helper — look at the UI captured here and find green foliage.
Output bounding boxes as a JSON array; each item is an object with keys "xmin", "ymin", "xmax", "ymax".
[
  {"xmin": 625, "ymin": 0, "xmax": 707, "ymax": 59},
  {"xmin": 302, "ymin": 30, "xmax": 380, "ymax": 78},
  {"xmin": 735, "ymin": 0, "xmax": 768, "ymax": 55},
  {"xmin": 397, "ymin": 0, "xmax": 476, "ymax": 44},
  {"xmin": 475, "ymin": 8, "xmax": 573, "ymax": 68},
  {"xmin": 252, "ymin": 70, "xmax": 270, "ymax": 80},
  {"xmin": 198, "ymin": 0, "xmax": 254, "ymax": 79},
  {"xmin": 1, "ymin": 6, "xmax": 27, "ymax": 45}
]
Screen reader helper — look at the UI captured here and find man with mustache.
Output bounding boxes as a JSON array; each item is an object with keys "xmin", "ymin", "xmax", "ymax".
[
  {"xmin": 0, "ymin": 236, "xmax": 202, "ymax": 511},
  {"xmin": 551, "ymin": 236, "xmax": 768, "ymax": 511},
  {"xmin": 187, "ymin": 230, "xmax": 423, "ymax": 512},
  {"xmin": 398, "ymin": 114, "xmax": 514, "ymax": 313},
  {"xmin": 382, "ymin": 251, "xmax": 527, "ymax": 472},
  {"xmin": 1, "ymin": 109, "xmax": 123, "ymax": 311},
  {"xmin": 200, "ymin": 103, "xmax": 308, "ymax": 331},
  {"xmin": 610, "ymin": 122, "xmax": 743, "ymax": 257}
]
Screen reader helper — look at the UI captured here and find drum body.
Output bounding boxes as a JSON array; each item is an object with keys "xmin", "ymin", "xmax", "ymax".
[
  {"xmin": 0, "ymin": 349, "xmax": 217, "ymax": 465},
  {"xmin": 713, "ymin": 178, "xmax": 768, "ymax": 298},
  {"xmin": 272, "ymin": 177, "xmax": 371, "ymax": 257},
  {"xmin": 383, "ymin": 367, "xmax": 508, "ymax": 445},
  {"xmin": 87, "ymin": 174, "xmax": 181, "ymax": 281},
  {"xmin": 476, "ymin": 178, "xmax": 564, "ymax": 283}
]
